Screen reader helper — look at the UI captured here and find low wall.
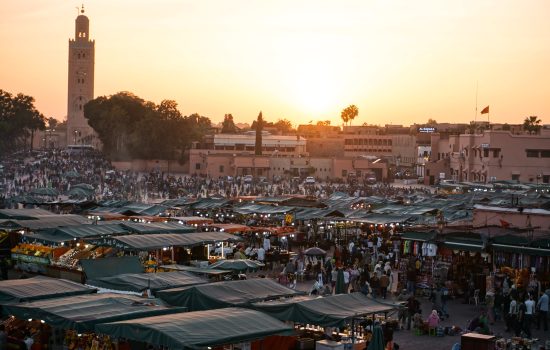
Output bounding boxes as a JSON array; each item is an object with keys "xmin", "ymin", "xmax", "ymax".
[{"xmin": 111, "ymin": 159, "xmax": 188, "ymax": 174}]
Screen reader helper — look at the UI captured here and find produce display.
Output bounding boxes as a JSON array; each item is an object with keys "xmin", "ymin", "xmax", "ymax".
[{"xmin": 11, "ymin": 243, "xmax": 53, "ymax": 272}]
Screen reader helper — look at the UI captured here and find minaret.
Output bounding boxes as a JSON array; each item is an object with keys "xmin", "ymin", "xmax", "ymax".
[{"xmin": 67, "ymin": 5, "xmax": 95, "ymax": 146}]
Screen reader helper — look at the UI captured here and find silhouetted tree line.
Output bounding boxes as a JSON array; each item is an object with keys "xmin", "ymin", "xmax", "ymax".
[
  {"xmin": 84, "ymin": 92, "xmax": 211, "ymax": 160},
  {"xmin": 0, "ymin": 89, "xmax": 46, "ymax": 156}
]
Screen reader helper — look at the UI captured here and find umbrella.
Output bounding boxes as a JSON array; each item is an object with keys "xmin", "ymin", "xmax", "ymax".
[
  {"xmin": 68, "ymin": 187, "xmax": 92, "ymax": 199},
  {"xmin": 208, "ymin": 259, "xmax": 264, "ymax": 272},
  {"xmin": 30, "ymin": 188, "xmax": 58, "ymax": 197},
  {"xmin": 367, "ymin": 324, "xmax": 385, "ymax": 350},
  {"xmin": 304, "ymin": 247, "xmax": 327, "ymax": 256}
]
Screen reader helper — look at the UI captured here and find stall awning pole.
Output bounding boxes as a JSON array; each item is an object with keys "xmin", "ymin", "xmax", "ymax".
[{"xmin": 207, "ymin": 244, "xmax": 210, "ymax": 260}]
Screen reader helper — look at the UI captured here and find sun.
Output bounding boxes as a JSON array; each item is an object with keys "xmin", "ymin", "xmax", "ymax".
[{"xmin": 285, "ymin": 61, "xmax": 344, "ymax": 118}]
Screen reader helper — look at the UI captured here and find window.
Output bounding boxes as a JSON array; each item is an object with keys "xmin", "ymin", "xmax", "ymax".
[
  {"xmin": 78, "ymin": 53, "xmax": 81, "ymax": 59},
  {"xmin": 342, "ymin": 170, "xmax": 348, "ymax": 177},
  {"xmin": 483, "ymin": 149, "xmax": 489, "ymax": 158},
  {"xmin": 512, "ymin": 174, "xmax": 520, "ymax": 181},
  {"xmin": 195, "ymin": 163, "xmax": 200, "ymax": 170},
  {"xmin": 492, "ymin": 149, "xmax": 500, "ymax": 158},
  {"xmin": 219, "ymin": 165, "xmax": 224, "ymax": 173},
  {"xmin": 541, "ymin": 150, "xmax": 550, "ymax": 158},
  {"xmin": 526, "ymin": 149, "xmax": 539, "ymax": 158}
]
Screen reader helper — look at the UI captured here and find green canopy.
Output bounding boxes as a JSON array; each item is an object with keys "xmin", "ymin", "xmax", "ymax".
[
  {"xmin": 2, "ymin": 293, "xmax": 185, "ymax": 332},
  {"xmin": 87, "ymin": 232, "xmax": 240, "ymax": 250},
  {"xmin": 30, "ymin": 188, "xmax": 59, "ymax": 197},
  {"xmin": 95, "ymin": 307, "xmax": 294, "ymax": 349},
  {"xmin": 208, "ymin": 259, "xmax": 264, "ymax": 272},
  {"xmin": 157, "ymin": 278, "xmax": 302, "ymax": 311},
  {"xmin": 0, "ymin": 276, "xmax": 96, "ymax": 304},
  {"xmin": 81, "ymin": 256, "xmax": 144, "ymax": 280},
  {"xmin": 87, "ymin": 272, "xmax": 207, "ymax": 293},
  {"xmin": 252, "ymin": 293, "xmax": 401, "ymax": 327}
]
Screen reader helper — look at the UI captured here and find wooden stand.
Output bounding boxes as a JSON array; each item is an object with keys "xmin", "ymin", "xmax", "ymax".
[{"xmin": 461, "ymin": 333, "xmax": 495, "ymax": 350}]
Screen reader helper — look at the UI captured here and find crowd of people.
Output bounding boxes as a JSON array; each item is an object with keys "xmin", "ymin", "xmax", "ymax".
[{"xmin": 0, "ymin": 149, "xmax": 433, "ymax": 207}]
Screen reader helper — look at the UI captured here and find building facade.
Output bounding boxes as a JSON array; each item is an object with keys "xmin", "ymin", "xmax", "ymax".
[
  {"xmin": 427, "ymin": 129, "xmax": 550, "ymax": 184},
  {"xmin": 66, "ymin": 6, "xmax": 97, "ymax": 147}
]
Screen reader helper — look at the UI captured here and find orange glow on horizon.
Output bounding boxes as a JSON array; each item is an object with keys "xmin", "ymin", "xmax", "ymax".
[{"xmin": 0, "ymin": 0, "xmax": 549, "ymax": 127}]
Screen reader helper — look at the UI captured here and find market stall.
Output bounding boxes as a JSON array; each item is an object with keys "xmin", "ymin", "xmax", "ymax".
[
  {"xmin": 156, "ymin": 278, "xmax": 303, "ymax": 311},
  {"xmin": 94, "ymin": 307, "xmax": 294, "ymax": 350},
  {"xmin": 252, "ymin": 293, "xmax": 402, "ymax": 349},
  {"xmin": 86, "ymin": 271, "xmax": 207, "ymax": 294},
  {"xmin": 0, "ymin": 276, "xmax": 96, "ymax": 304},
  {"xmin": 2, "ymin": 293, "xmax": 186, "ymax": 332}
]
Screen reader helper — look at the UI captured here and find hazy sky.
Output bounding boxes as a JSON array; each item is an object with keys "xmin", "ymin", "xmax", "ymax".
[{"xmin": 1, "ymin": 0, "xmax": 549, "ymax": 127}]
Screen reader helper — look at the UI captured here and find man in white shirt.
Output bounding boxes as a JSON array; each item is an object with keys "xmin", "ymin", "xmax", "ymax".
[
  {"xmin": 523, "ymin": 294, "xmax": 535, "ymax": 338},
  {"xmin": 536, "ymin": 289, "xmax": 549, "ymax": 331},
  {"xmin": 257, "ymin": 246, "xmax": 265, "ymax": 263}
]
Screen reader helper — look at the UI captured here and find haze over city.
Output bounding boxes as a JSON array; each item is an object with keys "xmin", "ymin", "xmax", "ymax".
[{"xmin": 1, "ymin": 0, "xmax": 549, "ymax": 126}]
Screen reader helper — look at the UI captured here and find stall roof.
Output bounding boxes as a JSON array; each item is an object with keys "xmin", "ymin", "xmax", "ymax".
[
  {"xmin": 4, "ymin": 215, "xmax": 90, "ymax": 230},
  {"xmin": 160, "ymin": 264, "xmax": 231, "ymax": 276},
  {"xmin": 2, "ymin": 293, "xmax": 185, "ymax": 332},
  {"xmin": 87, "ymin": 272, "xmax": 208, "ymax": 293},
  {"xmin": 233, "ymin": 204, "xmax": 294, "ymax": 215},
  {"xmin": 87, "ymin": 231, "xmax": 240, "ymax": 250},
  {"xmin": 157, "ymin": 278, "xmax": 303, "ymax": 310},
  {"xmin": 95, "ymin": 307, "xmax": 293, "ymax": 350},
  {"xmin": 443, "ymin": 232, "xmax": 485, "ymax": 252},
  {"xmin": 400, "ymin": 231, "xmax": 437, "ymax": 242},
  {"xmin": 119, "ymin": 222, "xmax": 196, "ymax": 234},
  {"xmin": 0, "ymin": 208, "xmax": 55, "ymax": 220},
  {"xmin": 0, "ymin": 276, "xmax": 96, "ymax": 304},
  {"xmin": 81, "ymin": 256, "xmax": 144, "ymax": 280},
  {"xmin": 253, "ymin": 293, "xmax": 401, "ymax": 327},
  {"xmin": 353, "ymin": 214, "xmax": 412, "ymax": 225}
]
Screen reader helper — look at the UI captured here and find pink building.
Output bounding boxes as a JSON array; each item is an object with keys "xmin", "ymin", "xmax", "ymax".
[{"xmin": 426, "ymin": 129, "xmax": 550, "ymax": 184}]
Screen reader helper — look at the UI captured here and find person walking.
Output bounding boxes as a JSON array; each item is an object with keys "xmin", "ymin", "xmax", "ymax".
[
  {"xmin": 379, "ymin": 272, "xmax": 390, "ymax": 299},
  {"xmin": 523, "ymin": 294, "xmax": 535, "ymax": 338},
  {"xmin": 536, "ymin": 289, "xmax": 549, "ymax": 331},
  {"xmin": 506, "ymin": 294, "xmax": 518, "ymax": 333}
]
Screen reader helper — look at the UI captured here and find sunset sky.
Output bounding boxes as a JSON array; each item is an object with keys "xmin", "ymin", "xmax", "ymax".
[{"xmin": 1, "ymin": 0, "xmax": 549, "ymax": 127}]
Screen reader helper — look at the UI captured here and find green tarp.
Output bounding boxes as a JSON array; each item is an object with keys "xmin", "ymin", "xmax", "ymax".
[
  {"xmin": 94, "ymin": 307, "xmax": 294, "ymax": 350},
  {"xmin": 0, "ymin": 276, "xmax": 96, "ymax": 304},
  {"xmin": 2, "ymin": 293, "xmax": 185, "ymax": 332},
  {"xmin": 400, "ymin": 231, "xmax": 436, "ymax": 242},
  {"xmin": 87, "ymin": 232, "xmax": 240, "ymax": 250},
  {"xmin": 87, "ymin": 272, "xmax": 207, "ymax": 293},
  {"xmin": 253, "ymin": 293, "xmax": 401, "ymax": 327},
  {"xmin": 81, "ymin": 256, "xmax": 144, "ymax": 280},
  {"xmin": 157, "ymin": 278, "xmax": 303, "ymax": 311}
]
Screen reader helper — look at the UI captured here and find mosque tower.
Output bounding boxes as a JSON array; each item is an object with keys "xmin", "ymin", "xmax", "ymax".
[{"xmin": 67, "ymin": 5, "xmax": 96, "ymax": 146}]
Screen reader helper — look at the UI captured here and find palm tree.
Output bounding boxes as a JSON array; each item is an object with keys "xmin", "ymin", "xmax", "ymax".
[
  {"xmin": 341, "ymin": 105, "xmax": 359, "ymax": 126},
  {"xmin": 523, "ymin": 116, "xmax": 542, "ymax": 134}
]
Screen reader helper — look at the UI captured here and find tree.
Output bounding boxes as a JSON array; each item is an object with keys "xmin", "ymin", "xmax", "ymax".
[
  {"xmin": 341, "ymin": 105, "xmax": 358, "ymax": 126},
  {"xmin": 427, "ymin": 118, "xmax": 437, "ymax": 124},
  {"xmin": 523, "ymin": 116, "xmax": 542, "ymax": 134},
  {"xmin": 316, "ymin": 120, "xmax": 331, "ymax": 126},
  {"xmin": 274, "ymin": 118, "xmax": 293, "ymax": 133},
  {"xmin": 47, "ymin": 117, "xmax": 58, "ymax": 130},
  {"xmin": 84, "ymin": 92, "xmax": 211, "ymax": 160},
  {"xmin": 255, "ymin": 111, "xmax": 263, "ymax": 156},
  {"xmin": 0, "ymin": 89, "xmax": 45, "ymax": 155},
  {"xmin": 221, "ymin": 114, "xmax": 238, "ymax": 133}
]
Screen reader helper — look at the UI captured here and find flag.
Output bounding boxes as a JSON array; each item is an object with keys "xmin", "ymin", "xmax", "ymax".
[{"xmin": 481, "ymin": 106, "xmax": 489, "ymax": 114}]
